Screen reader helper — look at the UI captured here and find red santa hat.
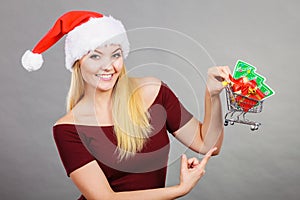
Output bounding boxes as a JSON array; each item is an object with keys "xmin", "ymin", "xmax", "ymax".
[{"xmin": 21, "ymin": 10, "xmax": 130, "ymax": 72}]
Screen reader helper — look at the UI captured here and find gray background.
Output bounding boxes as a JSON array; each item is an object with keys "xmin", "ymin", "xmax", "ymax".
[{"xmin": 1, "ymin": 0, "xmax": 299, "ymax": 199}]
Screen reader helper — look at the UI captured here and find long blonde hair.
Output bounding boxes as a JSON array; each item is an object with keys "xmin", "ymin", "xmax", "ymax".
[{"xmin": 66, "ymin": 61, "xmax": 152, "ymax": 160}]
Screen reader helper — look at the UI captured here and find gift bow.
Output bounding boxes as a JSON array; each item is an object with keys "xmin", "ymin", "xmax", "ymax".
[{"xmin": 225, "ymin": 75, "xmax": 265, "ymax": 112}]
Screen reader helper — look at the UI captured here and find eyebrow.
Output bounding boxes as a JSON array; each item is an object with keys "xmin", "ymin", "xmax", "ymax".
[{"xmin": 94, "ymin": 48, "xmax": 121, "ymax": 55}]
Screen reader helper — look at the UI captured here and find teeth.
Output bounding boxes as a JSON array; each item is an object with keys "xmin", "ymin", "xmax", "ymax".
[{"xmin": 96, "ymin": 74, "xmax": 112, "ymax": 78}]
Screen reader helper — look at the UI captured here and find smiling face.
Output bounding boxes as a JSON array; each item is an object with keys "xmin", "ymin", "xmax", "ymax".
[{"xmin": 79, "ymin": 44, "xmax": 124, "ymax": 92}]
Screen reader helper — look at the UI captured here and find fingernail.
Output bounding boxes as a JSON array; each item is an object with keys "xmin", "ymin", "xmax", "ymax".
[{"xmin": 222, "ymin": 81, "xmax": 228, "ymax": 86}]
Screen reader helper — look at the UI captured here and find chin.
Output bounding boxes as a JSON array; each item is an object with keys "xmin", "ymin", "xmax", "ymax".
[{"xmin": 96, "ymin": 82, "xmax": 116, "ymax": 92}]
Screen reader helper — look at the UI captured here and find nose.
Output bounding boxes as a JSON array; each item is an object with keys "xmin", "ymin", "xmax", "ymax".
[
  {"xmin": 100, "ymin": 58, "xmax": 114, "ymax": 71},
  {"xmin": 102, "ymin": 63, "xmax": 113, "ymax": 71}
]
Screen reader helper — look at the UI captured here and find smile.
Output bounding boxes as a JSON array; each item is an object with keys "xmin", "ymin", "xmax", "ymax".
[{"xmin": 95, "ymin": 73, "xmax": 113, "ymax": 81}]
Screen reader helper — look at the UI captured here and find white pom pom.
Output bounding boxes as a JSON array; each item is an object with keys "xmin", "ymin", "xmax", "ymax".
[{"xmin": 21, "ymin": 50, "xmax": 44, "ymax": 71}]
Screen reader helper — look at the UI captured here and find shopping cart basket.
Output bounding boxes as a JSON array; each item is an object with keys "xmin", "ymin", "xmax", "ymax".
[{"xmin": 224, "ymin": 86, "xmax": 264, "ymax": 131}]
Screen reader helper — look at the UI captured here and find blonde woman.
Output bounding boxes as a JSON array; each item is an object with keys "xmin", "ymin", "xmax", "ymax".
[{"xmin": 22, "ymin": 11, "xmax": 230, "ymax": 200}]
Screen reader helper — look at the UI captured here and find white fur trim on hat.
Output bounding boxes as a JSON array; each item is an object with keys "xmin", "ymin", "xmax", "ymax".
[
  {"xmin": 65, "ymin": 16, "xmax": 130, "ymax": 71},
  {"xmin": 21, "ymin": 50, "xmax": 44, "ymax": 71}
]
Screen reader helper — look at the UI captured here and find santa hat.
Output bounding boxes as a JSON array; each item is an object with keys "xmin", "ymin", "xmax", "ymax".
[{"xmin": 21, "ymin": 10, "xmax": 130, "ymax": 72}]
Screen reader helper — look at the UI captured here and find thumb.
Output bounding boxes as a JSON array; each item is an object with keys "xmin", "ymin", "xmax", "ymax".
[{"xmin": 180, "ymin": 154, "xmax": 188, "ymax": 172}]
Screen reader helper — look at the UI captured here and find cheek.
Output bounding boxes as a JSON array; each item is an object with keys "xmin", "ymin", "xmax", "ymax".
[
  {"xmin": 80, "ymin": 69, "xmax": 89, "ymax": 82},
  {"xmin": 80, "ymin": 66, "xmax": 95, "ymax": 82},
  {"xmin": 80, "ymin": 59, "xmax": 98, "ymax": 75},
  {"xmin": 113, "ymin": 59, "xmax": 124, "ymax": 71},
  {"xmin": 81, "ymin": 60, "xmax": 98, "ymax": 72}
]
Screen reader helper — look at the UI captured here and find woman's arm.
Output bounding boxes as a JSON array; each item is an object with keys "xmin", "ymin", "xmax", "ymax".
[
  {"xmin": 173, "ymin": 66, "xmax": 230, "ymax": 155},
  {"xmin": 70, "ymin": 148, "xmax": 217, "ymax": 200}
]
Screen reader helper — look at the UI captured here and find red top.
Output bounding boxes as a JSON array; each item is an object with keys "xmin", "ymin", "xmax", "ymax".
[{"xmin": 53, "ymin": 82, "xmax": 193, "ymax": 200}]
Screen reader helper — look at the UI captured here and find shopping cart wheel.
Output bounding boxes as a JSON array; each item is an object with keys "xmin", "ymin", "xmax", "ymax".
[
  {"xmin": 250, "ymin": 125, "xmax": 259, "ymax": 131},
  {"xmin": 230, "ymin": 121, "xmax": 234, "ymax": 125},
  {"xmin": 224, "ymin": 121, "xmax": 228, "ymax": 126}
]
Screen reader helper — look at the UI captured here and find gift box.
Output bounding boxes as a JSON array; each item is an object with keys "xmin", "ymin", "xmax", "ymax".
[{"xmin": 228, "ymin": 74, "xmax": 265, "ymax": 112}]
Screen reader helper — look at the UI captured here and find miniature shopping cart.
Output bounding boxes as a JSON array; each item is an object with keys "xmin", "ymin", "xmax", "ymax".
[{"xmin": 224, "ymin": 86, "xmax": 264, "ymax": 131}]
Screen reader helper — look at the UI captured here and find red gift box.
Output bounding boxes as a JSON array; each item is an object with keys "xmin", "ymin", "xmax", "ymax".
[{"xmin": 228, "ymin": 75, "xmax": 265, "ymax": 112}]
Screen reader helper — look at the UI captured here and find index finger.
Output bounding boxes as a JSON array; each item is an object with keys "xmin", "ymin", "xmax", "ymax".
[
  {"xmin": 214, "ymin": 67, "xmax": 229, "ymax": 83},
  {"xmin": 223, "ymin": 66, "xmax": 232, "ymax": 75},
  {"xmin": 198, "ymin": 147, "xmax": 217, "ymax": 169}
]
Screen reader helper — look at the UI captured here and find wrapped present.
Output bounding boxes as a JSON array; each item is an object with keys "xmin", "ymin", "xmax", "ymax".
[
  {"xmin": 228, "ymin": 74, "xmax": 265, "ymax": 112},
  {"xmin": 232, "ymin": 60, "xmax": 275, "ymax": 99}
]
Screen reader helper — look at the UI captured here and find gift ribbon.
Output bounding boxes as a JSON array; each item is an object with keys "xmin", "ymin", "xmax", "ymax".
[{"xmin": 224, "ymin": 75, "xmax": 265, "ymax": 112}]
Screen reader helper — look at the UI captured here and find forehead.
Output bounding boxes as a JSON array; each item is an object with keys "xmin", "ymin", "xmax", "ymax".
[{"xmin": 94, "ymin": 44, "xmax": 121, "ymax": 53}]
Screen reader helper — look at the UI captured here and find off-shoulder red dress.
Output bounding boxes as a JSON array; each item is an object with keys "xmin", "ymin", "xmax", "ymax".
[{"xmin": 53, "ymin": 82, "xmax": 193, "ymax": 200}]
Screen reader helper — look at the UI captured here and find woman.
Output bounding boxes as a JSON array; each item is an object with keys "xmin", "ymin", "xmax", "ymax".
[{"xmin": 22, "ymin": 10, "xmax": 230, "ymax": 200}]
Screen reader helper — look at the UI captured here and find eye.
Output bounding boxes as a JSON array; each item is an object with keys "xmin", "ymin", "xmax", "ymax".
[
  {"xmin": 112, "ymin": 53, "xmax": 121, "ymax": 58},
  {"xmin": 90, "ymin": 54, "xmax": 101, "ymax": 60}
]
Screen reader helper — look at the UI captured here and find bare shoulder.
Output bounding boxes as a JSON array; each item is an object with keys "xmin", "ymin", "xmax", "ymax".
[
  {"xmin": 53, "ymin": 112, "xmax": 75, "ymax": 126},
  {"xmin": 134, "ymin": 76, "xmax": 161, "ymax": 89},
  {"xmin": 133, "ymin": 76, "xmax": 162, "ymax": 108}
]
